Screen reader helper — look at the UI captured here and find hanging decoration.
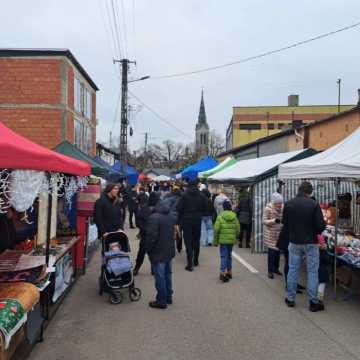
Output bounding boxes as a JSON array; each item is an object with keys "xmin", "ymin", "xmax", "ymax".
[
  {"xmin": 9, "ymin": 170, "xmax": 46, "ymax": 212},
  {"xmin": 0, "ymin": 170, "xmax": 10, "ymax": 214}
]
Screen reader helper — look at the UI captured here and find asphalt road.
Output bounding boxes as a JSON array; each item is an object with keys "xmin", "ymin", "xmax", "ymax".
[{"xmin": 29, "ymin": 228, "xmax": 360, "ymax": 360}]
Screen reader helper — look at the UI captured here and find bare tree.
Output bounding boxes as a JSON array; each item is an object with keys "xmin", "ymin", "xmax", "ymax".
[{"xmin": 208, "ymin": 130, "xmax": 225, "ymax": 157}]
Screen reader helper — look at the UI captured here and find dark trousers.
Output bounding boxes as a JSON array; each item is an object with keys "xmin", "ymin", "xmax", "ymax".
[
  {"xmin": 129, "ymin": 209, "xmax": 136, "ymax": 228},
  {"xmin": 239, "ymin": 223, "xmax": 252, "ymax": 247},
  {"xmin": 135, "ymin": 233, "xmax": 146, "ymax": 269},
  {"xmin": 183, "ymin": 218, "xmax": 201, "ymax": 267},
  {"xmin": 268, "ymin": 248, "xmax": 280, "ymax": 273},
  {"xmin": 283, "ymin": 249, "xmax": 289, "ymax": 282},
  {"xmin": 153, "ymin": 261, "xmax": 173, "ymax": 305}
]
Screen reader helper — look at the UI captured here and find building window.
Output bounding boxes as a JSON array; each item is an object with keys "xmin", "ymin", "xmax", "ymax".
[
  {"xmin": 84, "ymin": 88, "xmax": 92, "ymax": 119},
  {"xmin": 278, "ymin": 123, "xmax": 285, "ymax": 129},
  {"xmin": 74, "ymin": 118, "xmax": 83, "ymax": 149},
  {"xmin": 74, "ymin": 77, "xmax": 92, "ymax": 119},
  {"xmin": 267, "ymin": 123, "xmax": 274, "ymax": 130},
  {"xmin": 83, "ymin": 125, "xmax": 92, "ymax": 154},
  {"xmin": 74, "ymin": 78, "xmax": 82, "ymax": 113},
  {"xmin": 239, "ymin": 123, "xmax": 261, "ymax": 130}
]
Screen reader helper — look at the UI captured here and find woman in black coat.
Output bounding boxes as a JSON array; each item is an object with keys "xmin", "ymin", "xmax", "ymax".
[{"xmin": 94, "ymin": 183, "xmax": 124, "ymax": 238}]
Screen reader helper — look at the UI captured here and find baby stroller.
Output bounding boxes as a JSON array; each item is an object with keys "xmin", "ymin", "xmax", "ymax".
[{"xmin": 98, "ymin": 231, "xmax": 142, "ymax": 304}]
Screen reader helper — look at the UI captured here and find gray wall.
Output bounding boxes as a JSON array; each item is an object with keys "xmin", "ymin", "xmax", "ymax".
[{"xmin": 258, "ymin": 135, "xmax": 289, "ymax": 157}]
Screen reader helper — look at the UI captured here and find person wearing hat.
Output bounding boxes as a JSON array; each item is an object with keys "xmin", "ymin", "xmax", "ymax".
[{"xmin": 263, "ymin": 192, "xmax": 284, "ymax": 279}]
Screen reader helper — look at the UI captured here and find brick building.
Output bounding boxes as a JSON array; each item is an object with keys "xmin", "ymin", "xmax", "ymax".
[
  {"xmin": 0, "ymin": 49, "xmax": 98, "ymax": 155},
  {"xmin": 219, "ymin": 100, "xmax": 360, "ymax": 161},
  {"xmin": 226, "ymin": 94, "xmax": 354, "ymax": 150}
]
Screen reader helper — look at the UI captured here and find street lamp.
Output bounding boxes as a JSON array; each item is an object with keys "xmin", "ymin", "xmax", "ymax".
[{"xmin": 128, "ymin": 75, "xmax": 150, "ymax": 83}]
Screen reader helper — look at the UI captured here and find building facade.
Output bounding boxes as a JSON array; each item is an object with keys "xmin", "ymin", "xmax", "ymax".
[
  {"xmin": 226, "ymin": 94, "xmax": 354, "ymax": 150},
  {"xmin": 219, "ymin": 104, "xmax": 360, "ymax": 162},
  {"xmin": 195, "ymin": 90, "xmax": 209, "ymax": 158},
  {"xmin": 0, "ymin": 49, "xmax": 98, "ymax": 155}
]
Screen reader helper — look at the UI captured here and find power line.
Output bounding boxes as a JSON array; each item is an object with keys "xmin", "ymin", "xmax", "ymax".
[
  {"xmin": 111, "ymin": 86, "xmax": 122, "ymax": 133},
  {"xmin": 111, "ymin": 0, "xmax": 123, "ymax": 58},
  {"xmin": 128, "ymin": 90, "xmax": 193, "ymax": 139},
  {"xmin": 152, "ymin": 21, "xmax": 360, "ymax": 80},
  {"xmin": 106, "ymin": 0, "xmax": 121, "ymax": 59},
  {"xmin": 98, "ymin": 0, "xmax": 116, "ymax": 60},
  {"xmin": 132, "ymin": 0, "xmax": 137, "ymax": 65},
  {"xmin": 120, "ymin": 0, "xmax": 129, "ymax": 58}
]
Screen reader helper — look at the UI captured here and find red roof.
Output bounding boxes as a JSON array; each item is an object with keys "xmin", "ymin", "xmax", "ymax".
[{"xmin": 0, "ymin": 121, "xmax": 91, "ymax": 176}]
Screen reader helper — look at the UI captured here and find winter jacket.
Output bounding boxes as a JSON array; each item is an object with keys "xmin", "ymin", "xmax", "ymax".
[
  {"xmin": 236, "ymin": 196, "xmax": 252, "ymax": 225},
  {"xmin": 0, "ymin": 214, "xmax": 16, "ymax": 252},
  {"xmin": 263, "ymin": 203, "xmax": 283, "ymax": 250},
  {"xmin": 136, "ymin": 204, "xmax": 153, "ymax": 234},
  {"xmin": 127, "ymin": 190, "xmax": 138, "ymax": 211},
  {"xmin": 145, "ymin": 202, "xmax": 176, "ymax": 263},
  {"xmin": 282, "ymin": 194, "xmax": 326, "ymax": 245},
  {"xmin": 214, "ymin": 194, "xmax": 229, "ymax": 215},
  {"xmin": 213, "ymin": 211, "xmax": 240, "ymax": 246},
  {"xmin": 94, "ymin": 194, "xmax": 124, "ymax": 237},
  {"xmin": 176, "ymin": 187, "xmax": 206, "ymax": 221},
  {"xmin": 162, "ymin": 193, "xmax": 181, "ymax": 224}
]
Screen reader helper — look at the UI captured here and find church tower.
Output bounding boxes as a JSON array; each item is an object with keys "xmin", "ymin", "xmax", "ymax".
[{"xmin": 195, "ymin": 89, "xmax": 209, "ymax": 158}]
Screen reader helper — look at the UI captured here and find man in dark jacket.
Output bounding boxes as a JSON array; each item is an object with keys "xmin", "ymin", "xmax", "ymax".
[
  {"xmin": 133, "ymin": 192, "xmax": 159, "ymax": 275},
  {"xmin": 146, "ymin": 201, "xmax": 175, "ymax": 309},
  {"xmin": 94, "ymin": 183, "xmax": 123, "ymax": 238},
  {"xmin": 176, "ymin": 181, "xmax": 206, "ymax": 271},
  {"xmin": 283, "ymin": 181, "xmax": 326, "ymax": 312},
  {"xmin": 127, "ymin": 186, "xmax": 138, "ymax": 229},
  {"xmin": 235, "ymin": 193, "xmax": 252, "ymax": 248}
]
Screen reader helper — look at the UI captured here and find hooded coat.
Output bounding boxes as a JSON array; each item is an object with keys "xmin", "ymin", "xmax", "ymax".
[
  {"xmin": 263, "ymin": 203, "xmax": 283, "ymax": 250},
  {"xmin": 145, "ymin": 202, "xmax": 176, "ymax": 263},
  {"xmin": 213, "ymin": 210, "xmax": 240, "ymax": 246}
]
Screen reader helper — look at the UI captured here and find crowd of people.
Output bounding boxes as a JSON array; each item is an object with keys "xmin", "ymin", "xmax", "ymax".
[{"xmin": 94, "ymin": 179, "xmax": 328, "ymax": 313}]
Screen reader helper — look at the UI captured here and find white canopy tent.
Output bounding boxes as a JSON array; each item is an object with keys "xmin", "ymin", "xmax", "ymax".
[
  {"xmin": 279, "ymin": 127, "xmax": 360, "ymax": 179},
  {"xmin": 209, "ymin": 149, "xmax": 306, "ymax": 184},
  {"xmin": 154, "ymin": 174, "xmax": 171, "ymax": 182}
]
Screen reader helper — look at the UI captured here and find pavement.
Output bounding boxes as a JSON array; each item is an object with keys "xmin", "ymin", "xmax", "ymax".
[{"xmin": 29, "ymin": 227, "xmax": 360, "ymax": 360}]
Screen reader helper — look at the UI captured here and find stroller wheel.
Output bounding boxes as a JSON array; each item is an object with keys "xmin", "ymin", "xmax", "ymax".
[
  {"xmin": 98, "ymin": 277, "xmax": 103, "ymax": 296},
  {"xmin": 109, "ymin": 293, "xmax": 123, "ymax": 305},
  {"xmin": 129, "ymin": 288, "xmax": 142, "ymax": 302}
]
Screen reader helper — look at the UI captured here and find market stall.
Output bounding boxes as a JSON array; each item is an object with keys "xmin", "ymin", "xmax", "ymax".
[
  {"xmin": 92, "ymin": 156, "xmax": 125, "ymax": 183},
  {"xmin": 180, "ymin": 156, "xmax": 218, "ymax": 182},
  {"xmin": 208, "ymin": 149, "xmax": 315, "ymax": 252},
  {"xmin": 198, "ymin": 157, "xmax": 238, "ymax": 180},
  {"xmin": 279, "ymin": 127, "xmax": 360, "ymax": 295},
  {"xmin": 0, "ymin": 122, "xmax": 91, "ymax": 358},
  {"xmin": 111, "ymin": 162, "xmax": 139, "ymax": 185}
]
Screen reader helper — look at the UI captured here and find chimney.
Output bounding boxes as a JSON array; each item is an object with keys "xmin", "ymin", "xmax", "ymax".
[
  {"xmin": 288, "ymin": 94, "xmax": 299, "ymax": 107},
  {"xmin": 358, "ymin": 89, "xmax": 360, "ymax": 106}
]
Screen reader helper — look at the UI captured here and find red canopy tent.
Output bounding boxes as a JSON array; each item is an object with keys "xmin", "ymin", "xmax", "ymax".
[
  {"xmin": 0, "ymin": 122, "xmax": 90, "ymax": 176},
  {"xmin": 138, "ymin": 172, "xmax": 151, "ymax": 183}
]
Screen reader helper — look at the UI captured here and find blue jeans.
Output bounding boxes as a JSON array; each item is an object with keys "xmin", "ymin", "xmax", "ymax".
[
  {"xmin": 152, "ymin": 261, "xmax": 173, "ymax": 305},
  {"xmin": 201, "ymin": 216, "xmax": 214, "ymax": 246},
  {"xmin": 287, "ymin": 243, "xmax": 319, "ymax": 303},
  {"xmin": 220, "ymin": 244, "xmax": 233, "ymax": 273}
]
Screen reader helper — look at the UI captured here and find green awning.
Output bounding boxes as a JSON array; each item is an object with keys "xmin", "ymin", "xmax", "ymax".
[
  {"xmin": 54, "ymin": 141, "xmax": 108, "ymax": 177},
  {"xmin": 199, "ymin": 157, "xmax": 238, "ymax": 179}
]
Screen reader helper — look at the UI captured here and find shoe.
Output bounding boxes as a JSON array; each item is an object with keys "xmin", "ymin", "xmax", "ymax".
[
  {"xmin": 207, "ymin": 244, "xmax": 212, "ymax": 247},
  {"xmin": 167, "ymin": 299, "xmax": 173, "ymax": 305},
  {"xmin": 193, "ymin": 260, "xmax": 199, "ymax": 267},
  {"xmin": 185, "ymin": 266, "xmax": 193, "ymax": 272},
  {"xmin": 296, "ymin": 289, "xmax": 303, "ymax": 294},
  {"xmin": 268, "ymin": 272, "xmax": 274, "ymax": 279},
  {"xmin": 309, "ymin": 301, "xmax": 325, "ymax": 312},
  {"xmin": 149, "ymin": 301, "xmax": 167, "ymax": 309},
  {"xmin": 226, "ymin": 271, "xmax": 232, "ymax": 279},
  {"xmin": 297, "ymin": 284, "xmax": 306, "ymax": 290},
  {"xmin": 133, "ymin": 267, "xmax": 139, "ymax": 276},
  {"xmin": 285, "ymin": 298, "xmax": 295, "ymax": 308},
  {"xmin": 275, "ymin": 271, "xmax": 283, "ymax": 276},
  {"xmin": 220, "ymin": 273, "xmax": 229, "ymax": 283}
]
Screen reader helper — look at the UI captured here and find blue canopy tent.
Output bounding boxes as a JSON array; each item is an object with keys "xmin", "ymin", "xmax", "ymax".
[
  {"xmin": 181, "ymin": 156, "xmax": 218, "ymax": 182},
  {"xmin": 112, "ymin": 162, "xmax": 139, "ymax": 185},
  {"xmin": 93, "ymin": 156, "xmax": 126, "ymax": 182}
]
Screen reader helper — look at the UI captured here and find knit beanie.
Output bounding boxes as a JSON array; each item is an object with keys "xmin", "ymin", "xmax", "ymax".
[
  {"xmin": 271, "ymin": 192, "xmax": 283, "ymax": 204},
  {"xmin": 223, "ymin": 200, "xmax": 232, "ymax": 211}
]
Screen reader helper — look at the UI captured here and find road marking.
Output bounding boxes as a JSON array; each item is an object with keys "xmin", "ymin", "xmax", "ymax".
[{"xmin": 232, "ymin": 251, "xmax": 259, "ymax": 274}]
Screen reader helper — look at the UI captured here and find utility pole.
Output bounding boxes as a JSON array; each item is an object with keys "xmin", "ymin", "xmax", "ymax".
[
  {"xmin": 113, "ymin": 58, "xmax": 136, "ymax": 173},
  {"xmin": 337, "ymin": 78, "xmax": 341, "ymax": 113}
]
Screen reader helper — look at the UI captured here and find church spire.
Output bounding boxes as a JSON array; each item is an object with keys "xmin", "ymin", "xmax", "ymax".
[{"xmin": 198, "ymin": 88, "xmax": 207, "ymax": 125}]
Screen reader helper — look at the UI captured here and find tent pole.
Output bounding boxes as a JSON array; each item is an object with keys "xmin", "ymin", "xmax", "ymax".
[
  {"xmin": 250, "ymin": 185, "xmax": 255, "ymax": 254},
  {"xmin": 334, "ymin": 179, "xmax": 340, "ymax": 298},
  {"xmin": 45, "ymin": 172, "xmax": 53, "ymax": 267}
]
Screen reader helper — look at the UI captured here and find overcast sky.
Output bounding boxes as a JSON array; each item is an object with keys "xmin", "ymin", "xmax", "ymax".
[{"xmin": 1, "ymin": 0, "xmax": 360, "ymax": 150}]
